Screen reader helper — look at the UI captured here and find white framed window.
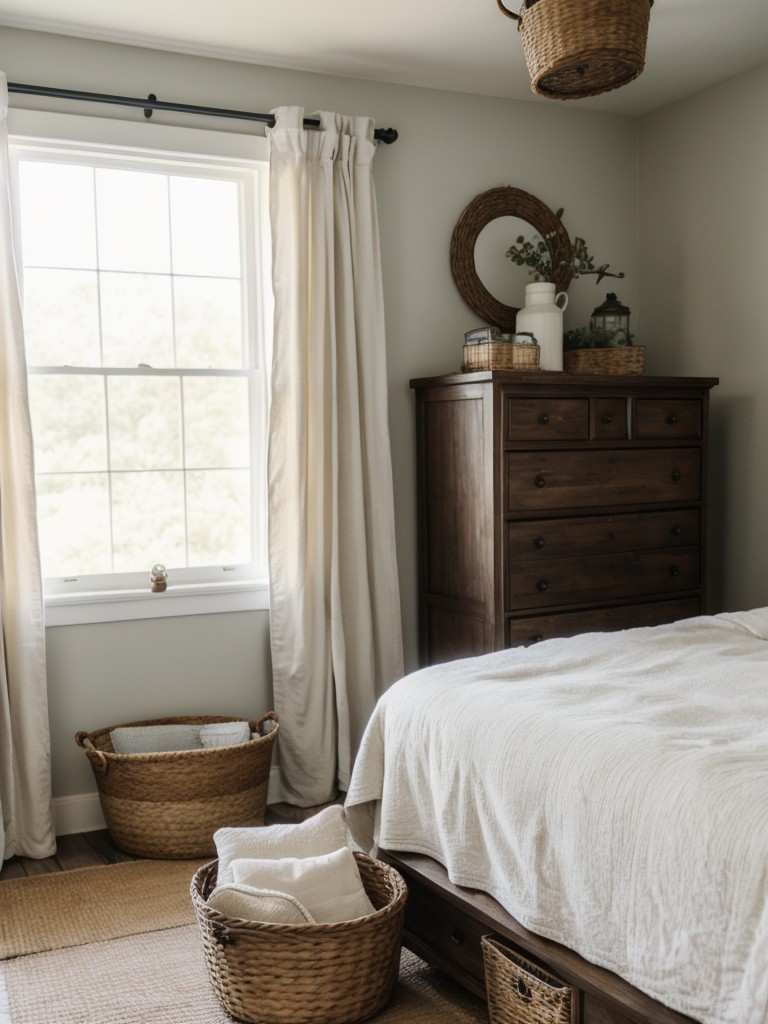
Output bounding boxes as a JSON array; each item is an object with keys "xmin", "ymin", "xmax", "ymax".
[{"xmin": 8, "ymin": 111, "xmax": 272, "ymax": 625}]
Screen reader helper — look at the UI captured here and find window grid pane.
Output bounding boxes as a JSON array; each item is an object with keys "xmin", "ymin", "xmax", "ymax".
[{"xmin": 16, "ymin": 148, "xmax": 261, "ymax": 585}]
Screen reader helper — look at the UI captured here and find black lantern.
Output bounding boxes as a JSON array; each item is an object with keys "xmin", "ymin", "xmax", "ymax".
[{"xmin": 590, "ymin": 293, "xmax": 631, "ymax": 347}]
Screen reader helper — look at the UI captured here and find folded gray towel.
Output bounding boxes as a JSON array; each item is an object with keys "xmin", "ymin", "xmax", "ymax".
[
  {"xmin": 110, "ymin": 724, "xmax": 204, "ymax": 754},
  {"xmin": 199, "ymin": 721, "xmax": 251, "ymax": 748}
]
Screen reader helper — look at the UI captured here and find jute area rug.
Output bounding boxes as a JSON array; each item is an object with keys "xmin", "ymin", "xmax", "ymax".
[{"xmin": 0, "ymin": 860, "xmax": 488, "ymax": 1024}]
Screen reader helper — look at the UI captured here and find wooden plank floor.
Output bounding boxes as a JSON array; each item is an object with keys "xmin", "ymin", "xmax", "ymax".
[
  {"xmin": 0, "ymin": 802, "xmax": 335, "ymax": 881},
  {"xmin": 0, "ymin": 829, "xmax": 137, "ymax": 880}
]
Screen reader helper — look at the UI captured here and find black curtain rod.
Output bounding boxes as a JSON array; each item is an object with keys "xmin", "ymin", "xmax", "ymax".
[{"xmin": 7, "ymin": 81, "xmax": 399, "ymax": 145}]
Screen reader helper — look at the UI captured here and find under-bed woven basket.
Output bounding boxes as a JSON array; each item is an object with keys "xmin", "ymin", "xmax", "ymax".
[
  {"xmin": 191, "ymin": 853, "xmax": 407, "ymax": 1024},
  {"xmin": 482, "ymin": 935, "xmax": 576, "ymax": 1024},
  {"xmin": 564, "ymin": 345, "xmax": 645, "ymax": 375},
  {"xmin": 516, "ymin": 0, "xmax": 654, "ymax": 100},
  {"xmin": 75, "ymin": 712, "xmax": 278, "ymax": 859}
]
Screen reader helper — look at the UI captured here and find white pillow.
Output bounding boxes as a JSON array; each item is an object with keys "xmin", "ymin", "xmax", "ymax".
[
  {"xmin": 207, "ymin": 884, "xmax": 316, "ymax": 925},
  {"xmin": 199, "ymin": 721, "xmax": 251, "ymax": 748},
  {"xmin": 110, "ymin": 724, "xmax": 203, "ymax": 754},
  {"xmin": 231, "ymin": 846, "xmax": 376, "ymax": 924},
  {"xmin": 214, "ymin": 803, "xmax": 348, "ymax": 885}
]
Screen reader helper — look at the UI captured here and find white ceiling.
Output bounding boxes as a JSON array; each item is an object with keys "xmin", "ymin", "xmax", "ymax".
[{"xmin": 0, "ymin": 0, "xmax": 767, "ymax": 117}]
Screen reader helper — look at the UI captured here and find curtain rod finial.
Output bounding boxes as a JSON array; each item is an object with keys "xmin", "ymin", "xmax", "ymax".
[{"xmin": 375, "ymin": 127, "xmax": 398, "ymax": 145}]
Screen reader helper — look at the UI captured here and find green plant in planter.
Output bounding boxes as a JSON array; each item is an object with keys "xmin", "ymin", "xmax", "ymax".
[
  {"xmin": 506, "ymin": 208, "xmax": 625, "ymax": 285},
  {"xmin": 564, "ymin": 326, "xmax": 635, "ymax": 351}
]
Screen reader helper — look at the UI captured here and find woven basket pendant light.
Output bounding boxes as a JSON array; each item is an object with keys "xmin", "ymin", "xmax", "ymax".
[{"xmin": 498, "ymin": 0, "xmax": 654, "ymax": 100}]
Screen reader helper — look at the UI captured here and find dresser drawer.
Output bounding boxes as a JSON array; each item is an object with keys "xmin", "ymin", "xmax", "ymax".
[
  {"xmin": 634, "ymin": 399, "xmax": 702, "ymax": 439},
  {"xmin": 506, "ymin": 547, "xmax": 700, "ymax": 609},
  {"xmin": 505, "ymin": 449, "xmax": 701, "ymax": 511},
  {"xmin": 505, "ymin": 397, "xmax": 589, "ymax": 441},
  {"xmin": 506, "ymin": 597, "xmax": 702, "ymax": 646},
  {"xmin": 506, "ymin": 511, "xmax": 700, "ymax": 560}
]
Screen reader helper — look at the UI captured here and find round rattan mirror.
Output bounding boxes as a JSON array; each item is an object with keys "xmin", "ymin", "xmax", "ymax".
[{"xmin": 450, "ymin": 186, "xmax": 574, "ymax": 333}]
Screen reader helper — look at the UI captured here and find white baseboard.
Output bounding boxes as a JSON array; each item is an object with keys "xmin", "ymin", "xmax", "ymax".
[
  {"xmin": 54, "ymin": 765, "xmax": 287, "ymax": 837},
  {"xmin": 53, "ymin": 792, "xmax": 106, "ymax": 836}
]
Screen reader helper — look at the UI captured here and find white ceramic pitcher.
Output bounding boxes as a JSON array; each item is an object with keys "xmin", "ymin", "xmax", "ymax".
[{"xmin": 515, "ymin": 282, "xmax": 568, "ymax": 372}]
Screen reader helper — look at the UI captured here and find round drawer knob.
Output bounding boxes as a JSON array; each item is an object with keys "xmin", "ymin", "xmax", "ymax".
[
  {"xmin": 528, "ymin": 635, "xmax": 544, "ymax": 645},
  {"xmin": 669, "ymin": 564, "xmax": 681, "ymax": 577},
  {"xmin": 671, "ymin": 469, "xmax": 682, "ymax": 482},
  {"xmin": 536, "ymin": 579, "xmax": 548, "ymax": 592},
  {"xmin": 534, "ymin": 475, "xmax": 546, "ymax": 488},
  {"xmin": 534, "ymin": 536, "xmax": 546, "ymax": 549},
  {"xmin": 451, "ymin": 928, "xmax": 465, "ymax": 945},
  {"xmin": 671, "ymin": 524, "xmax": 682, "ymax": 536},
  {"xmin": 538, "ymin": 413, "xmax": 550, "ymax": 425},
  {"xmin": 601, "ymin": 412, "xmax": 614, "ymax": 424},
  {"xmin": 667, "ymin": 413, "xmax": 679, "ymax": 425}
]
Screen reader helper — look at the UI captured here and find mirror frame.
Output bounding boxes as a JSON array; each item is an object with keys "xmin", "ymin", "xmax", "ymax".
[{"xmin": 450, "ymin": 186, "xmax": 574, "ymax": 333}]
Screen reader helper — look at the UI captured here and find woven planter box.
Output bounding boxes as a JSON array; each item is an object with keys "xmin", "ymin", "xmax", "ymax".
[
  {"xmin": 191, "ymin": 853, "xmax": 407, "ymax": 1024},
  {"xmin": 482, "ymin": 936, "xmax": 577, "ymax": 1024},
  {"xmin": 564, "ymin": 346, "xmax": 645, "ymax": 375},
  {"xmin": 76, "ymin": 713, "xmax": 278, "ymax": 859},
  {"xmin": 463, "ymin": 342, "xmax": 540, "ymax": 372}
]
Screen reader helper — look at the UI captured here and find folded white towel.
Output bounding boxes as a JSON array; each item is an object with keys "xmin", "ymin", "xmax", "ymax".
[
  {"xmin": 110, "ymin": 724, "xmax": 203, "ymax": 754},
  {"xmin": 199, "ymin": 721, "xmax": 251, "ymax": 748},
  {"xmin": 207, "ymin": 884, "xmax": 316, "ymax": 925},
  {"xmin": 230, "ymin": 846, "xmax": 376, "ymax": 924}
]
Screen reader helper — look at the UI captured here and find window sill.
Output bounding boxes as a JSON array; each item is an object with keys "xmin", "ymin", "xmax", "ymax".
[{"xmin": 44, "ymin": 580, "xmax": 270, "ymax": 627}]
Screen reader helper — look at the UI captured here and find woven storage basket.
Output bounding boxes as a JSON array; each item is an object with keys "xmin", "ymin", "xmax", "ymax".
[
  {"xmin": 482, "ymin": 935, "xmax": 576, "ymax": 1024},
  {"xmin": 564, "ymin": 346, "xmax": 645, "ymax": 375},
  {"xmin": 75, "ymin": 712, "xmax": 278, "ymax": 859},
  {"xmin": 191, "ymin": 853, "xmax": 407, "ymax": 1024},
  {"xmin": 516, "ymin": 0, "xmax": 653, "ymax": 100},
  {"xmin": 463, "ymin": 342, "xmax": 540, "ymax": 372}
]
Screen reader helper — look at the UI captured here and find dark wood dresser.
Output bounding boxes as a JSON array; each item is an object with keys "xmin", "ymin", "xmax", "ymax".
[{"xmin": 411, "ymin": 371, "xmax": 719, "ymax": 666}]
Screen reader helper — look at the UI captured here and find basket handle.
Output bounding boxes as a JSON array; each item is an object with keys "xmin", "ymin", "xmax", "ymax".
[
  {"xmin": 496, "ymin": 0, "xmax": 521, "ymax": 23},
  {"xmin": 254, "ymin": 710, "xmax": 279, "ymax": 736},
  {"xmin": 211, "ymin": 921, "xmax": 233, "ymax": 947},
  {"xmin": 75, "ymin": 733, "xmax": 109, "ymax": 775}
]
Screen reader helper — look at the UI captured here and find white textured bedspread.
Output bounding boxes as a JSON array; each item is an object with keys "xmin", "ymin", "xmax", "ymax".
[{"xmin": 345, "ymin": 609, "xmax": 768, "ymax": 1024}]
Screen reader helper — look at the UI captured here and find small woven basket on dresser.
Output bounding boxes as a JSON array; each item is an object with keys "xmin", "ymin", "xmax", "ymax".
[
  {"xmin": 191, "ymin": 853, "xmax": 407, "ymax": 1024},
  {"xmin": 482, "ymin": 935, "xmax": 577, "ymax": 1024},
  {"xmin": 75, "ymin": 712, "xmax": 278, "ymax": 859},
  {"xmin": 564, "ymin": 345, "xmax": 645, "ymax": 375},
  {"xmin": 463, "ymin": 342, "xmax": 540, "ymax": 372}
]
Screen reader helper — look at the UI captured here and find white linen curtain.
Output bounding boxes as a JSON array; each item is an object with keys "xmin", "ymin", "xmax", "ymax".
[
  {"xmin": 0, "ymin": 73, "xmax": 55, "ymax": 861},
  {"xmin": 267, "ymin": 107, "xmax": 404, "ymax": 806}
]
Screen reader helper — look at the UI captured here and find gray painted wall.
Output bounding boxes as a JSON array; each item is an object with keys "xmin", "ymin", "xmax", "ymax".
[{"xmin": 639, "ymin": 62, "xmax": 768, "ymax": 617}]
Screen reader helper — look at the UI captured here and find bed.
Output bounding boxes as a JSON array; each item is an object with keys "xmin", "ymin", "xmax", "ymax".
[{"xmin": 345, "ymin": 609, "xmax": 768, "ymax": 1024}]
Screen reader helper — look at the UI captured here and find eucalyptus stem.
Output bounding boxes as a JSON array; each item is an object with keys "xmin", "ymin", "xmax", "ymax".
[{"xmin": 506, "ymin": 211, "xmax": 624, "ymax": 284}]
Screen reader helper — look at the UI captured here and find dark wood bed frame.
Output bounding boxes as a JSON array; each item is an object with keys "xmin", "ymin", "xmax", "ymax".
[{"xmin": 382, "ymin": 849, "xmax": 698, "ymax": 1024}]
